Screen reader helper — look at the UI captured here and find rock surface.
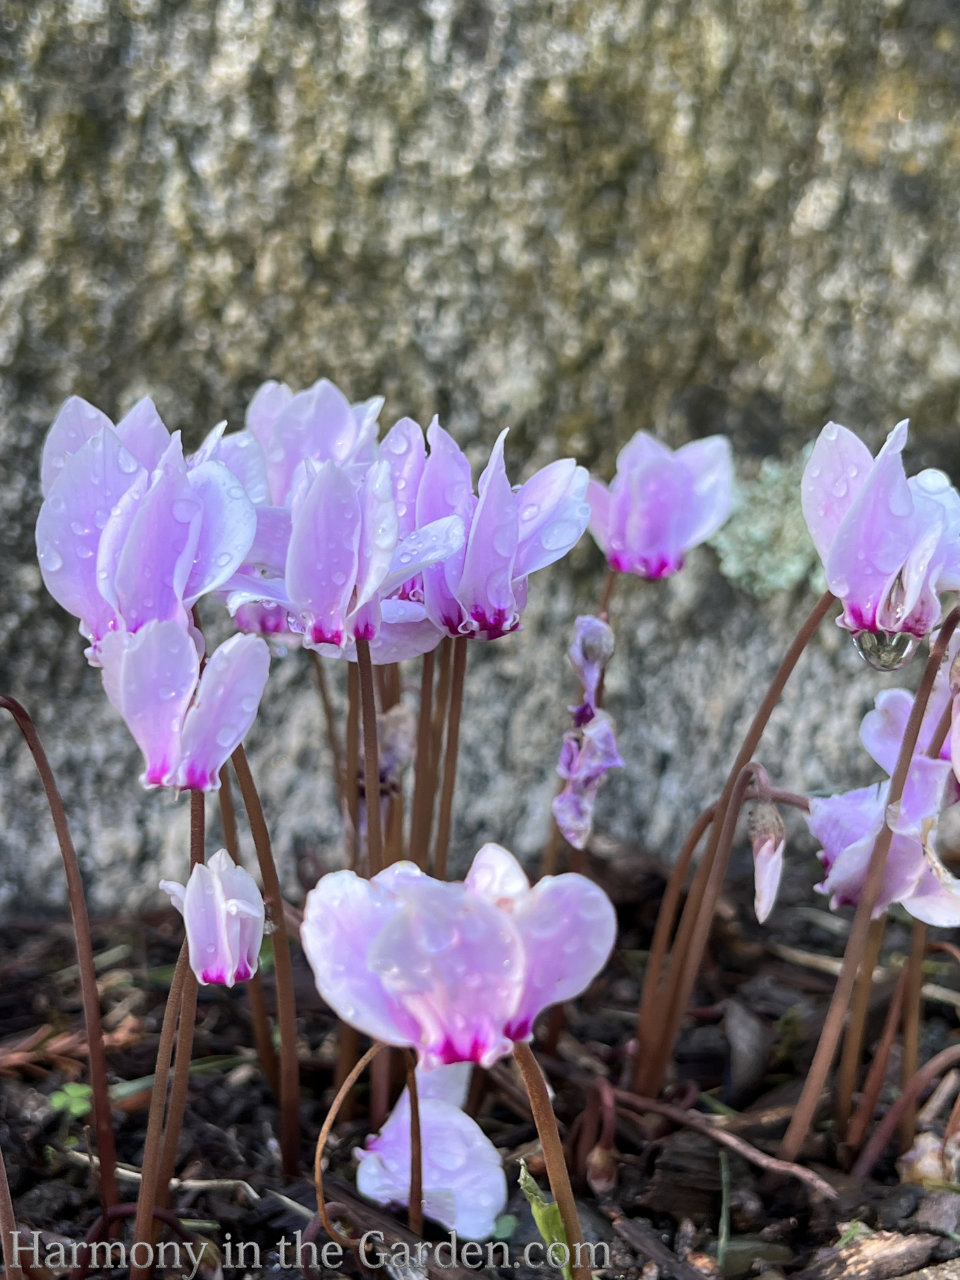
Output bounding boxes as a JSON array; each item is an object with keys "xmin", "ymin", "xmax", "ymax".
[{"xmin": 1, "ymin": 0, "xmax": 958, "ymax": 913}]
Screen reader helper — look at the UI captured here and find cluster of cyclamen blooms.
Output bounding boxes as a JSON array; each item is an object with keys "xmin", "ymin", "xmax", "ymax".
[{"xmin": 799, "ymin": 419, "xmax": 960, "ymax": 925}]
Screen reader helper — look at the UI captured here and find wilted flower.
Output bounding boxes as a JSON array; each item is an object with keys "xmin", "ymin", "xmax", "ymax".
[
  {"xmin": 160, "ymin": 850, "xmax": 265, "ymax": 986},
  {"xmin": 801, "ymin": 420, "xmax": 960, "ymax": 656},
  {"xmin": 355, "ymin": 1063, "xmax": 507, "ymax": 1239},
  {"xmin": 587, "ymin": 432, "xmax": 733, "ymax": 578},
  {"xmin": 567, "ymin": 614, "xmax": 615, "ymax": 725},
  {"xmin": 300, "ymin": 844, "xmax": 616, "ymax": 1069},
  {"xmin": 552, "ymin": 711, "xmax": 624, "ymax": 850}
]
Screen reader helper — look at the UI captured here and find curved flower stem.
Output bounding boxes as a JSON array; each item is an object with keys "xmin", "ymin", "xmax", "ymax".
[
  {"xmin": 781, "ymin": 606, "xmax": 960, "ymax": 1162},
  {"xmin": 0, "ymin": 1137, "xmax": 24, "ymax": 1280},
  {"xmin": 433, "ymin": 637, "xmax": 468, "ymax": 880},
  {"xmin": 154, "ymin": 793, "xmax": 205, "ymax": 1217},
  {"xmin": 217, "ymin": 768, "xmax": 280, "ymax": 1095},
  {"xmin": 900, "ymin": 920, "xmax": 928, "ymax": 1152},
  {"xmin": 130, "ymin": 944, "xmax": 189, "ymax": 1273},
  {"xmin": 834, "ymin": 916, "xmax": 886, "ymax": 1138},
  {"xmin": 636, "ymin": 590, "xmax": 835, "ymax": 1098},
  {"xmin": 405, "ymin": 1052, "xmax": 424, "ymax": 1237},
  {"xmin": 853, "ymin": 1042, "xmax": 960, "ymax": 1178},
  {"xmin": 314, "ymin": 1042, "xmax": 385, "ymax": 1249},
  {"xmin": 513, "ymin": 1042, "xmax": 591, "ymax": 1280},
  {"xmin": 0, "ymin": 696, "xmax": 118, "ymax": 1215},
  {"xmin": 356, "ymin": 639, "xmax": 384, "ymax": 877},
  {"xmin": 232, "ymin": 745, "xmax": 300, "ymax": 1178},
  {"xmin": 409, "ymin": 648, "xmax": 436, "ymax": 867}
]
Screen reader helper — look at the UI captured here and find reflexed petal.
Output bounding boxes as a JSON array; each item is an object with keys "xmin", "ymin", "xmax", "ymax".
[
  {"xmin": 301, "ymin": 870, "xmax": 423, "ymax": 1047},
  {"xmin": 586, "ymin": 478, "xmax": 612, "ymax": 556},
  {"xmin": 825, "ymin": 421, "xmax": 941, "ymax": 635},
  {"xmin": 378, "ymin": 516, "xmax": 466, "ymax": 598},
  {"xmin": 861, "ymin": 688, "xmax": 920, "ymax": 775},
  {"xmin": 457, "ymin": 431, "xmax": 519, "ymax": 638},
  {"xmin": 99, "ymin": 620, "xmax": 198, "ymax": 787},
  {"xmin": 111, "ymin": 435, "xmax": 201, "ymax": 632},
  {"xmin": 268, "ymin": 379, "xmax": 360, "ymax": 503},
  {"xmin": 419, "ymin": 419, "xmax": 476, "ymax": 633},
  {"xmin": 464, "ymin": 842, "xmax": 530, "ymax": 906},
  {"xmin": 674, "ymin": 435, "xmax": 734, "ymax": 549},
  {"xmin": 286, "ymin": 462, "xmax": 360, "ymax": 647},
  {"xmin": 246, "ymin": 380, "xmax": 293, "ymax": 453},
  {"xmin": 41, "ymin": 397, "xmax": 115, "ymax": 496},
  {"xmin": 514, "ymin": 460, "xmax": 590, "ymax": 577},
  {"xmin": 356, "ymin": 1091, "xmax": 507, "ymax": 1239},
  {"xmin": 505, "ymin": 873, "xmax": 616, "ymax": 1039},
  {"xmin": 183, "ymin": 460, "xmax": 258, "ymax": 605},
  {"xmin": 903, "ymin": 851, "xmax": 960, "ymax": 927},
  {"xmin": 116, "ymin": 397, "xmax": 172, "ymax": 472},
  {"xmin": 381, "ymin": 417, "xmax": 426, "ymax": 536},
  {"xmin": 199, "ymin": 427, "xmax": 271, "ymax": 508},
  {"xmin": 800, "ymin": 421, "xmax": 874, "ymax": 562},
  {"xmin": 36, "ymin": 429, "xmax": 145, "ymax": 643},
  {"xmin": 244, "ymin": 505, "xmax": 292, "ymax": 575},
  {"xmin": 176, "ymin": 635, "xmax": 270, "ymax": 791},
  {"xmin": 353, "ymin": 460, "xmax": 398, "ymax": 615},
  {"xmin": 206, "ymin": 849, "xmax": 265, "ymax": 982},
  {"xmin": 369, "ymin": 878, "xmax": 524, "ymax": 1068}
]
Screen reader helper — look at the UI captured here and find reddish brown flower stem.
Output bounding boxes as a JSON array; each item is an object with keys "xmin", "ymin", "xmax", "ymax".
[
  {"xmin": 846, "ymin": 966, "xmax": 907, "ymax": 1153},
  {"xmin": 0, "ymin": 1138, "xmax": 24, "ymax": 1280},
  {"xmin": 409, "ymin": 648, "xmax": 436, "ymax": 867},
  {"xmin": 853, "ymin": 1042, "xmax": 960, "ymax": 1177},
  {"xmin": 217, "ymin": 768, "xmax": 279, "ymax": 1094},
  {"xmin": 309, "ymin": 652, "xmax": 344, "ymax": 804},
  {"xmin": 314, "ymin": 1043, "xmax": 385, "ymax": 1249},
  {"xmin": 232, "ymin": 745, "xmax": 300, "ymax": 1178},
  {"xmin": 405, "ymin": 1052, "xmax": 424, "ymax": 1237},
  {"xmin": 834, "ymin": 916, "xmax": 886, "ymax": 1137},
  {"xmin": 782, "ymin": 606, "xmax": 960, "ymax": 1162},
  {"xmin": 356, "ymin": 639, "xmax": 384, "ymax": 877},
  {"xmin": 900, "ymin": 920, "xmax": 928, "ymax": 1152},
  {"xmin": 130, "ymin": 944, "xmax": 189, "ymax": 1274},
  {"xmin": 432, "ymin": 637, "xmax": 468, "ymax": 881},
  {"xmin": 0, "ymin": 697, "xmax": 118, "ymax": 1215},
  {"xmin": 346, "ymin": 664, "xmax": 360, "ymax": 870},
  {"xmin": 513, "ymin": 1042, "xmax": 591, "ymax": 1280},
  {"xmin": 154, "ymin": 793, "xmax": 205, "ymax": 1217},
  {"xmin": 636, "ymin": 590, "xmax": 835, "ymax": 1098}
]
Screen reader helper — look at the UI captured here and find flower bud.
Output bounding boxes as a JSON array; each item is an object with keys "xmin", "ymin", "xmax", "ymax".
[{"xmin": 747, "ymin": 802, "xmax": 786, "ymax": 923}]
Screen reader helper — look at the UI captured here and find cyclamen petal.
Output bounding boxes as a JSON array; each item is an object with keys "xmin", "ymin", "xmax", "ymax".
[
  {"xmin": 182, "ymin": 461, "xmax": 258, "ymax": 606},
  {"xmin": 99, "ymin": 621, "xmax": 199, "ymax": 787},
  {"xmin": 381, "ymin": 417, "xmax": 426, "ymax": 537},
  {"xmin": 116, "ymin": 397, "xmax": 173, "ymax": 473},
  {"xmin": 176, "ymin": 634, "xmax": 270, "ymax": 791},
  {"xmin": 40, "ymin": 396, "xmax": 115, "ymax": 496},
  {"xmin": 514, "ymin": 459, "xmax": 591, "ymax": 578},
  {"xmin": 457, "ymin": 431, "xmax": 519, "ymax": 639},
  {"xmin": 36, "ymin": 428, "xmax": 146, "ymax": 645},
  {"xmin": 286, "ymin": 461, "xmax": 361, "ymax": 647},
  {"xmin": 355, "ymin": 1067, "xmax": 507, "ymax": 1239}
]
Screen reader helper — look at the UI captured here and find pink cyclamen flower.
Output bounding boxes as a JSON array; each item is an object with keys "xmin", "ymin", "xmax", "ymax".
[
  {"xmin": 160, "ymin": 850, "xmax": 265, "ymax": 986},
  {"xmin": 300, "ymin": 844, "xmax": 616, "ymax": 1070},
  {"xmin": 36, "ymin": 399, "xmax": 256, "ymax": 662},
  {"xmin": 587, "ymin": 432, "xmax": 733, "ymax": 578},
  {"xmin": 355, "ymin": 1062, "xmax": 507, "ymax": 1238},
  {"xmin": 801, "ymin": 420, "xmax": 960, "ymax": 656},
  {"xmin": 99, "ymin": 620, "xmax": 270, "ymax": 790},
  {"xmin": 806, "ymin": 756, "xmax": 960, "ymax": 924},
  {"xmin": 567, "ymin": 614, "xmax": 615, "ymax": 725}
]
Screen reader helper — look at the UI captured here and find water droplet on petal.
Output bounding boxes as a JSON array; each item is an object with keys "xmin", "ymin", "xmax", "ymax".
[
  {"xmin": 118, "ymin": 451, "xmax": 139, "ymax": 475},
  {"xmin": 852, "ymin": 629, "xmax": 920, "ymax": 672},
  {"xmin": 172, "ymin": 497, "xmax": 199, "ymax": 523},
  {"xmin": 76, "ymin": 545, "xmax": 93, "ymax": 559},
  {"xmin": 40, "ymin": 546, "xmax": 63, "ymax": 572}
]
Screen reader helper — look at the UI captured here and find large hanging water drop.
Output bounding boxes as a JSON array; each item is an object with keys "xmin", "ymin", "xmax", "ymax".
[{"xmin": 852, "ymin": 629, "xmax": 920, "ymax": 672}]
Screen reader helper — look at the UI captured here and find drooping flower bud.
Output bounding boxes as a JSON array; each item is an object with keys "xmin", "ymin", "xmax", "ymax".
[
  {"xmin": 746, "ymin": 802, "xmax": 786, "ymax": 923},
  {"xmin": 160, "ymin": 850, "xmax": 265, "ymax": 986}
]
